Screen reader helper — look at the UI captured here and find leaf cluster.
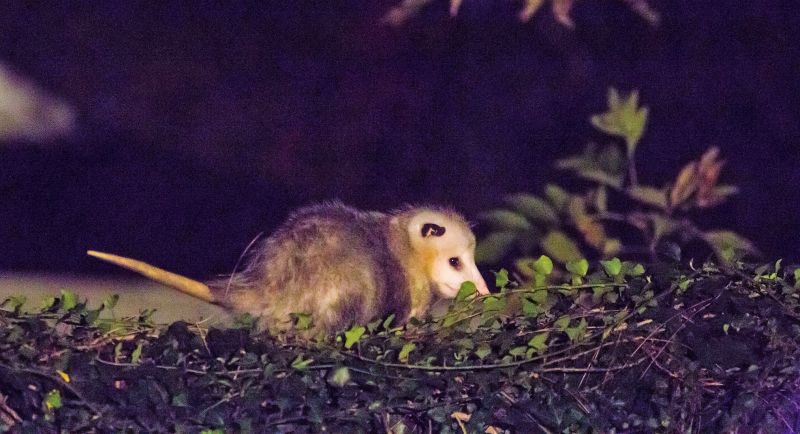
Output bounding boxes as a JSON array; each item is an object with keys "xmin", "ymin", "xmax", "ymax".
[
  {"xmin": 477, "ymin": 88, "xmax": 758, "ymax": 277},
  {"xmin": 2, "ymin": 259, "xmax": 800, "ymax": 432}
]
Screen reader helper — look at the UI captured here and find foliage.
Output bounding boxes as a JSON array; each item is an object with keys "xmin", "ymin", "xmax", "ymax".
[
  {"xmin": 383, "ymin": 0, "xmax": 660, "ymax": 27},
  {"xmin": 476, "ymin": 88, "xmax": 758, "ymax": 276},
  {"xmin": 2, "ymin": 259, "xmax": 800, "ymax": 432}
]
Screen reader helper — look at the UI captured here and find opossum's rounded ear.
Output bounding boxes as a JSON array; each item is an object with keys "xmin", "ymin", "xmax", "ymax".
[{"xmin": 421, "ymin": 223, "xmax": 446, "ymax": 238}]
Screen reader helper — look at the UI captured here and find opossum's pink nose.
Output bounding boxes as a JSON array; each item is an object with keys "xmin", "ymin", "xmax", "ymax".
[{"xmin": 475, "ymin": 275, "xmax": 490, "ymax": 295}]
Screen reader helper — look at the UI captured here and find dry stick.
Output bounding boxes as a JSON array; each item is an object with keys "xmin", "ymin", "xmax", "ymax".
[{"xmin": 0, "ymin": 392, "xmax": 21, "ymax": 426}]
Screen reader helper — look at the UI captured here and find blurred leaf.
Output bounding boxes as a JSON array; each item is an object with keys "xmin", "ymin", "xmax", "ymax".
[
  {"xmin": 594, "ymin": 186, "xmax": 608, "ymax": 212},
  {"xmin": 566, "ymin": 259, "xmax": 589, "ymax": 277},
  {"xmin": 576, "ymin": 169, "xmax": 624, "ymax": 188},
  {"xmin": 103, "ymin": 294, "xmax": 119, "ymax": 310},
  {"xmin": 601, "ymin": 258, "xmax": 622, "ymax": 277},
  {"xmin": 344, "ymin": 325, "xmax": 366, "ymax": 349},
  {"xmin": 518, "ymin": 0, "xmax": 545, "ymax": 21},
  {"xmin": 703, "ymin": 230, "xmax": 759, "ymax": 264},
  {"xmin": 504, "ymin": 193, "xmax": 558, "ymax": 224},
  {"xmin": 551, "ymin": 0, "xmax": 575, "ymax": 27},
  {"xmin": 328, "ymin": 366, "xmax": 351, "ymax": 388},
  {"xmin": 475, "ymin": 231, "xmax": 518, "ymax": 264},
  {"xmin": 544, "ymin": 184, "xmax": 571, "ymax": 212},
  {"xmin": 651, "ymin": 214, "xmax": 680, "ymax": 242},
  {"xmin": 565, "ymin": 318, "xmax": 588, "ymax": 342},
  {"xmin": 449, "ymin": 0, "xmax": 463, "ymax": 16},
  {"xmin": 627, "ymin": 185, "xmax": 668, "ymax": 210},
  {"xmin": 794, "ymin": 268, "xmax": 800, "ymax": 289},
  {"xmin": 479, "ymin": 210, "xmax": 532, "ymax": 232},
  {"xmin": 291, "ymin": 313, "xmax": 313, "ymax": 331},
  {"xmin": 541, "ymin": 230, "xmax": 582, "ymax": 263},
  {"xmin": 669, "ymin": 161, "xmax": 697, "ymax": 207},
  {"xmin": 474, "ymin": 344, "xmax": 492, "ymax": 360},
  {"xmin": 291, "ymin": 355, "xmax": 313, "ymax": 371},
  {"xmin": 590, "ymin": 88, "xmax": 649, "ymax": 155},
  {"xmin": 603, "ymin": 238, "xmax": 622, "ymax": 257},
  {"xmin": 696, "ymin": 147, "xmax": 725, "ymax": 207}
]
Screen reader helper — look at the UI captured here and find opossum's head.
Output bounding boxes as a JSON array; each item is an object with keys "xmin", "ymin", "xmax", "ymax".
[{"xmin": 404, "ymin": 209, "xmax": 490, "ymax": 298}]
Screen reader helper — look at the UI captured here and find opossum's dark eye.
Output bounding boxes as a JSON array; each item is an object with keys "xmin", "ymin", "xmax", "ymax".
[
  {"xmin": 449, "ymin": 257, "xmax": 462, "ymax": 270},
  {"xmin": 421, "ymin": 223, "xmax": 446, "ymax": 238}
]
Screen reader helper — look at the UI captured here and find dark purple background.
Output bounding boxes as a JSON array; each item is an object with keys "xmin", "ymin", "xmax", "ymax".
[{"xmin": 1, "ymin": 1, "xmax": 798, "ymax": 277}]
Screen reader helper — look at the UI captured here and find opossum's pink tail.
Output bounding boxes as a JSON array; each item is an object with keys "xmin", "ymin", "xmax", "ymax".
[{"xmin": 87, "ymin": 250, "xmax": 215, "ymax": 303}]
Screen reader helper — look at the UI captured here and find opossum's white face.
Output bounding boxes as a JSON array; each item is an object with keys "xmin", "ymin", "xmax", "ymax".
[{"xmin": 408, "ymin": 211, "xmax": 490, "ymax": 298}]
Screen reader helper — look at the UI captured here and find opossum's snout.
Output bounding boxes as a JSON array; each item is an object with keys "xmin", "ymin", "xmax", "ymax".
[{"xmin": 414, "ymin": 217, "xmax": 490, "ymax": 298}]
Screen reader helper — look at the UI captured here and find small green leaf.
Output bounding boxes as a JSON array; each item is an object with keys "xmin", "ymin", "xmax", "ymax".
[
  {"xmin": 131, "ymin": 342, "xmax": 143, "ymax": 364},
  {"xmin": 723, "ymin": 323, "xmax": 730, "ymax": 335},
  {"xmin": 328, "ymin": 366, "xmax": 351, "ymax": 387},
  {"xmin": 456, "ymin": 281, "xmax": 477, "ymax": 301},
  {"xmin": 382, "ymin": 314, "xmax": 396, "ymax": 330},
  {"xmin": 590, "ymin": 87, "xmax": 649, "ymax": 154},
  {"xmin": 794, "ymin": 269, "xmax": 800, "ymax": 289},
  {"xmin": 703, "ymin": 230, "xmax": 759, "ymax": 264},
  {"xmin": 474, "ymin": 344, "xmax": 492, "ymax": 360},
  {"xmin": 554, "ymin": 315, "xmax": 571, "ymax": 330},
  {"xmin": 291, "ymin": 313, "xmax": 313, "ymax": 331},
  {"xmin": 44, "ymin": 389, "xmax": 62, "ymax": 410},
  {"xmin": 291, "ymin": 355, "xmax": 313, "ymax": 371},
  {"xmin": 532, "ymin": 255, "xmax": 554, "ymax": 276},
  {"xmin": 508, "ymin": 346, "xmax": 528, "ymax": 357},
  {"xmin": 527, "ymin": 332, "xmax": 549, "ymax": 352},
  {"xmin": 600, "ymin": 258, "xmax": 622, "ymax": 277},
  {"xmin": 344, "ymin": 325, "xmax": 366, "ymax": 349},
  {"xmin": 565, "ymin": 318, "xmax": 588, "ymax": 342},
  {"xmin": 398, "ymin": 342, "xmax": 416, "ymax": 363},
  {"xmin": 494, "ymin": 269, "xmax": 509, "ymax": 289},
  {"xmin": 60, "ymin": 290, "xmax": 78, "ymax": 311},
  {"xmin": 566, "ymin": 259, "xmax": 589, "ymax": 277}
]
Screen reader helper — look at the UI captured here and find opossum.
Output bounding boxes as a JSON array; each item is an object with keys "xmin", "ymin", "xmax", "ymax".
[{"xmin": 87, "ymin": 202, "xmax": 490, "ymax": 333}]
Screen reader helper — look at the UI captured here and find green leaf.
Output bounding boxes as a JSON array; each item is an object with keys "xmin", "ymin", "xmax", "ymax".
[
  {"xmin": 565, "ymin": 318, "xmax": 588, "ymax": 342},
  {"xmin": 44, "ymin": 389, "xmax": 62, "ymax": 410},
  {"xmin": 398, "ymin": 342, "xmax": 416, "ymax": 363},
  {"xmin": 532, "ymin": 255, "xmax": 554, "ymax": 276},
  {"xmin": 328, "ymin": 367, "xmax": 351, "ymax": 387},
  {"xmin": 508, "ymin": 346, "xmax": 527, "ymax": 357},
  {"xmin": 527, "ymin": 332, "xmax": 549, "ymax": 352},
  {"xmin": 60, "ymin": 290, "xmax": 78, "ymax": 311},
  {"xmin": 475, "ymin": 231, "xmax": 518, "ymax": 264},
  {"xmin": 291, "ymin": 355, "xmax": 313, "ymax": 371},
  {"xmin": 131, "ymin": 343, "xmax": 143, "ymax": 364},
  {"xmin": 494, "ymin": 269, "xmax": 509, "ymax": 289},
  {"xmin": 627, "ymin": 185, "xmax": 668, "ymax": 210},
  {"xmin": 554, "ymin": 315, "xmax": 571, "ymax": 330},
  {"xmin": 794, "ymin": 268, "xmax": 800, "ymax": 289},
  {"xmin": 344, "ymin": 325, "xmax": 366, "ymax": 349},
  {"xmin": 474, "ymin": 344, "xmax": 492, "ymax": 360},
  {"xmin": 478, "ymin": 210, "xmax": 532, "ymax": 232},
  {"xmin": 566, "ymin": 259, "xmax": 589, "ymax": 277},
  {"xmin": 541, "ymin": 230, "xmax": 583, "ymax": 263},
  {"xmin": 456, "ymin": 281, "xmax": 477, "ymax": 301},
  {"xmin": 600, "ymin": 257, "xmax": 622, "ymax": 277},
  {"xmin": 482, "ymin": 296, "xmax": 506, "ymax": 313},
  {"xmin": 590, "ymin": 87, "xmax": 649, "ymax": 154},
  {"xmin": 291, "ymin": 313, "xmax": 313, "ymax": 331},
  {"xmin": 504, "ymin": 193, "xmax": 559, "ymax": 224},
  {"xmin": 575, "ymin": 169, "xmax": 624, "ymax": 189},
  {"xmin": 382, "ymin": 314, "xmax": 396, "ymax": 330}
]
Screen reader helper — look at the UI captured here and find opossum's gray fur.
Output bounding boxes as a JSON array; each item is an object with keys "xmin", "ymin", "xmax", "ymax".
[{"xmin": 211, "ymin": 202, "xmax": 469, "ymax": 332}]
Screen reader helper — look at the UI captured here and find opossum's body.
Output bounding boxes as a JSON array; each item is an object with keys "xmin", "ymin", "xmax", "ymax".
[{"xmin": 88, "ymin": 203, "xmax": 489, "ymax": 333}]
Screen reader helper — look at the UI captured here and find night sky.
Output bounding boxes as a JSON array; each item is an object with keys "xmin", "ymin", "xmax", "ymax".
[{"xmin": 1, "ymin": 1, "xmax": 798, "ymax": 278}]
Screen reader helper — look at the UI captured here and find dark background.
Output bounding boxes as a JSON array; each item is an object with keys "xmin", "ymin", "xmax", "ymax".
[{"xmin": 1, "ymin": 1, "xmax": 798, "ymax": 278}]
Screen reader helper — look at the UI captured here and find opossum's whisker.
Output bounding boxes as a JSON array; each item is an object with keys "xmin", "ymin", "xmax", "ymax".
[{"xmin": 224, "ymin": 232, "xmax": 264, "ymax": 297}]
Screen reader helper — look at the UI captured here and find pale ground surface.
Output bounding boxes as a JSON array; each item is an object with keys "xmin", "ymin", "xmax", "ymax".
[{"xmin": 0, "ymin": 272, "xmax": 230, "ymax": 325}]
